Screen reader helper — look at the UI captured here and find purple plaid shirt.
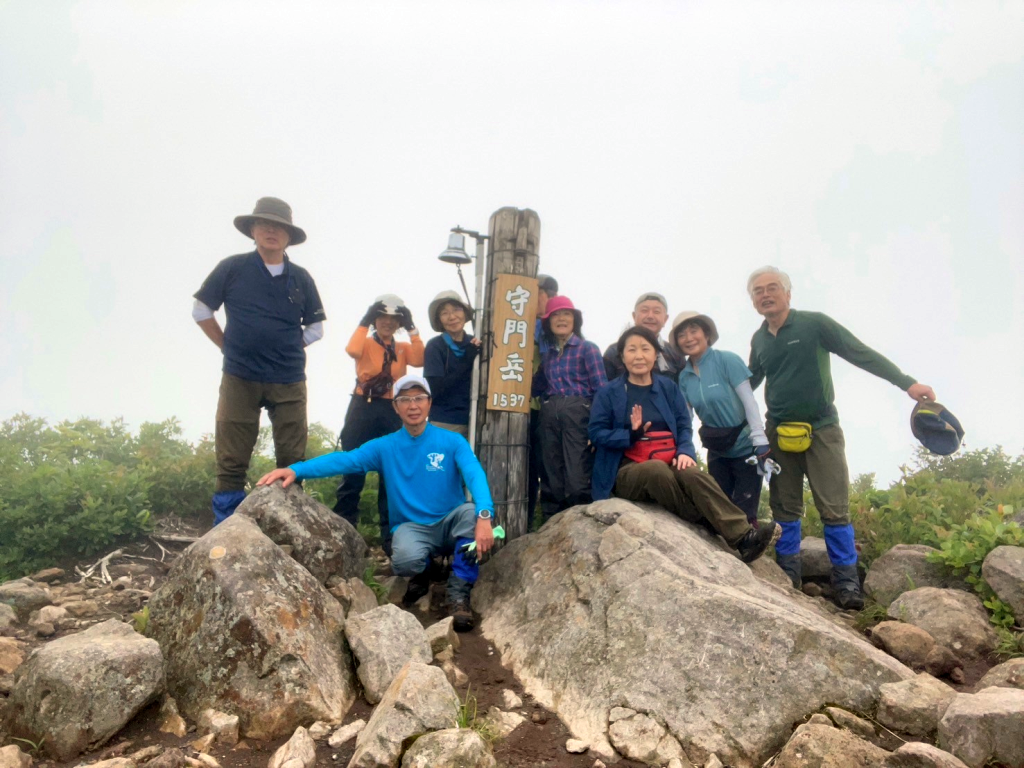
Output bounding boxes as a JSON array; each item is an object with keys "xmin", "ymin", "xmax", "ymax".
[{"xmin": 532, "ymin": 334, "xmax": 608, "ymax": 398}]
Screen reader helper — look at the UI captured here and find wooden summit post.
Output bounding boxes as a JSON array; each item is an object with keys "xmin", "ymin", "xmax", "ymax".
[{"xmin": 474, "ymin": 207, "xmax": 540, "ymax": 543}]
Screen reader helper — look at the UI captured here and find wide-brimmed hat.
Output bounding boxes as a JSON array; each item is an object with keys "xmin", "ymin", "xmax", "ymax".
[
  {"xmin": 541, "ymin": 295, "xmax": 583, "ymax": 335},
  {"xmin": 669, "ymin": 311, "xmax": 720, "ymax": 353},
  {"xmin": 911, "ymin": 400, "xmax": 964, "ymax": 456},
  {"xmin": 428, "ymin": 290, "xmax": 474, "ymax": 333},
  {"xmin": 373, "ymin": 293, "xmax": 406, "ymax": 317},
  {"xmin": 234, "ymin": 197, "xmax": 307, "ymax": 245}
]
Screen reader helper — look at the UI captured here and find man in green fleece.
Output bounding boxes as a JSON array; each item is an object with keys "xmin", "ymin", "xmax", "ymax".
[{"xmin": 746, "ymin": 266, "xmax": 936, "ymax": 610}]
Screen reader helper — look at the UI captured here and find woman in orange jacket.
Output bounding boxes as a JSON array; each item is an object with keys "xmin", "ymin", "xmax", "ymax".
[{"xmin": 333, "ymin": 294, "xmax": 424, "ymax": 554}]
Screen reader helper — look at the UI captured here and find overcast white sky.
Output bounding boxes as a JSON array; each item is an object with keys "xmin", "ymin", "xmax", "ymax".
[{"xmin": 2, "ymin": 1, "xmax": 1022, "ymax": 486}]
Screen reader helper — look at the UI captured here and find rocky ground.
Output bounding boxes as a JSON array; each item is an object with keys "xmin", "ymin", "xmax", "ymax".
[{"xmin": 1, "ymin": 488, "xmax": 1023, "ymax": 768}]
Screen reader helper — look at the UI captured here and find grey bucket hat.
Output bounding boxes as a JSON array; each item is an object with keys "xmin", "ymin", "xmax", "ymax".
[
  {"xmin": 428, "ymin": 290, "xmax": 474, "ymax": 333},
  {"xmin": 669, "ymin": 311, "xmax": 720, "ymax": 353},
  {"xmin": 234, "ymin": 196, "xmax": 307, "ymax": 245},
  {"xmin": 373, "ymin": 293, "xmax": 406, "ymax": 317}
]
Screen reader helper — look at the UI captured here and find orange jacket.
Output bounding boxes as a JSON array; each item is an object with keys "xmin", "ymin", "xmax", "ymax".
[{"xmin": 346, "ymin": 325, "xmax": 425, "ymax": 398}]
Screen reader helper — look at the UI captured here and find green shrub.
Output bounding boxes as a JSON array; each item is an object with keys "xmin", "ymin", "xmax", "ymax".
[{"xmin": 927, "ymin": 505, "xmax": 1022, "ymax": 628}]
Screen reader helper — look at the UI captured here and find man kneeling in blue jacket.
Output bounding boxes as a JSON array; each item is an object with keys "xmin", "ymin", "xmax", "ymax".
[{"xmin": 258, "ymin": 374, "xmax": 495, "ymax": 631}]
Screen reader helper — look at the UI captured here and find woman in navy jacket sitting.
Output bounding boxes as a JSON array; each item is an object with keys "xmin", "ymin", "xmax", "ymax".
[{"xmin": 588, "ymin": 326, "xmax": 779, "ymax": 562}]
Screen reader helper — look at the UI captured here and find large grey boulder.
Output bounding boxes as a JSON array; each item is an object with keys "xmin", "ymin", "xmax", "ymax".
[
  {"xmin": 885, "ymin": 742, "xmax": 969, "ymax": 768},
  {"xmin": 938, "ymin": 687, "xmax": 1024, "ymax": 768},
  {"xmin": 774, "ymin": 723, "xmax": 890, "ymax": 767},
  {"xmin": 876, "ymin": 673, "xmax": 957, "ymax": 737},
  {"xmin": 981, "ymin": 545, "xmax": 1024, "ymax": 620},
  {"xmin": 4, "ymin": 619, "xmax": 163, "ymax": 760},
  {"xmin": 344, "ymin": 604, "xmax": 433, "ymax": 704},
  {"xmin": 237, "ymin": 482, "xmax": 368, "ymax": 584},
  {"xmin": 400, "ymin": 728, "xmax": 496, "ymax": 768},
  {"xmin": 864, "ymin": 545, "xmax": 968, "ymax": 606},
  {"xmin": 0, "ymin": 580, "xmax": 51, "ymax": 622},
  {"xmin": 887, "ymin": 588, "xmax": 998, "ymax": 660},
  {"xmin": 149, "ymin": 514, "xmax": 356, "ymax": 740},
  {"xmin": 473, "ymin": 500, "xmax": 912, "ymax": 767},
  {"xmin": 974, "ymin": 657, "xmax": 1024, "ymax": 691},
  {"xmin": 348, "ymin": 662, "xmax": 460, "ymax": 768}
]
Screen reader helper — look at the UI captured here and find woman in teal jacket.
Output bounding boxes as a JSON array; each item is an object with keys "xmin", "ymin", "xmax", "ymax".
[{"xmin": 671, "ymin": 312, "xmax": 770, "ymax": 525}]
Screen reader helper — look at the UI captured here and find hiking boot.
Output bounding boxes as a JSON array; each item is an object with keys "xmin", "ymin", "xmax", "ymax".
[
  {"xmin": 831, "ymin": 564, "xmax": 865, "ymax": 611},
  {"xmin": 448, "ymin": 599, "xmax": 474, "ymax": 632},
  {"xmin": 735, "ymin": 522, "xmax": 782, "ymax": 564},
  {"xmin": 775, "ymin": 553, "xmax": 803, "ymax": 589},
  {"xmin": 401, "ymin": 570, "xmax": 431, "ymax": 606}
]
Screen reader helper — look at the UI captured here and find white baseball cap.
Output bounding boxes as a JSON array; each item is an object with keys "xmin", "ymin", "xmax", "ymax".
[{"xmin": 392, "ymin": 374, "xmax": 432, "ymax": 398}]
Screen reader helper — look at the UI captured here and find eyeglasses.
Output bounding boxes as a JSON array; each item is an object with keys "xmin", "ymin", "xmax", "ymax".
[
  {"xmin": 751, "ymin": 283, "xmax": 784, "ymax": 297},
  {"xmin": 394, "ymin": 394, "xmax": 430, "ymax": 406}
]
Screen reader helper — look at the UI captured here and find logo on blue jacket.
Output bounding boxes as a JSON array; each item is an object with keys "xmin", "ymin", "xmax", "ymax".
[{"xmin": 427, "ymin": 453, "xmax": 446, "ymax": 471}]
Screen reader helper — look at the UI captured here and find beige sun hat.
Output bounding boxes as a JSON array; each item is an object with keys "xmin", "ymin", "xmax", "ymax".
[
  {"xmin": 428, "ymin": 290, "xmax": 474, "ymax": 333},
  {"xmin": 233, "ymin": 196, "xmax": 306, "ymax": 245},
  {"xmin": 669, "ymin": 311, "xmax": 720, "ymax": 353}
]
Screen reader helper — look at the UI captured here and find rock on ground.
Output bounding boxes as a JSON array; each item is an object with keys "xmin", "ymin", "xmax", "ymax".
[
  {"xmin": 400, "ymin": 728, "xmax": 496, "ymax": 768},
  {"xmin": 864, "ymin": 545, "xmax": 968, "ymax": 606},
  {"xmin": 197, "ymin": 709, "xmax": 239, "ymax": 746},
  {"xmin": 473, "ymin": 500, "xmax": 912, "ymax": 767},
  {"xmin": 974, "ymin": 658, "xmax": 1024, "ymax": 691},
  {"xmin": 0, "ymin": 604, "xmax": 17, "ymax": 630},
  {"xmin": 607, "ymin": 710, "xmax": 686, "ymax": 765},
  {"xmin": 887, "ymin": 588, "xmax": 998, "ymax": 661},
  {"xmin": 148, "ymin": 514, "xmax": 356, "ymax": 740},
  {"xmin": 981, "ymin": 545, "xmax": 1024, "ymax": 619},
  {"xmin": 774, "ymin": 723, "xmax": 890, "ymax": 767},
  {"xmin": 236, "ymin": 482, "xmax": 368, "ymax": 584},
  {"xmin": 884, "ymin": 742, "xmax": 969, "ymax": 768},
  {"xmin": 876, "ymin": 673, "xmax": 957, "ymax": 737},
  {"xmin": 0, "ymin": 639, "xmax": 25, "ymax": 676},
  {"xmin": 485, "ymin": 706, "xmax": 525, "ymax": 739},
  {"xmin": 869, "ymin": 621, "xmax": 936, "ymax": 669},
  {"xmin": 799, "ymin": 536, "xmax": 831, "ymax": 579},
  {"xmin": 344, "ymin": 604, "xmax": 433, "ymax": 704},
  {"xmin": 924, "ymin": 645, "xmax": 963, "ymax": 680},
  {"xmin": 329, "ymin": 577, "xmax": 380, "ymax": 618},
  {"xmin": 0, "ymin": 580, "xmax": 51, "ymax": 622},
  {"xmin": 4, "ymin": 619, "xmax": 163, "ymax": 761},
  {"xmin": 823, "ymin": 707, "xmax": 877, "ymax": 742},
  {"xmin": 348, "ymin": 662, "xmax": 460, "ymax": 768},
  {"xmin": 938, "ymin": 687, "xmax": 1024, "ymax": 768},
  {"xmin": 269, "ymin": 726, "xmax": 317, "ymax": 768},
  {"xmin": 0, "ymin": 745, "xmax": 31, "ymax": 768},
  {"xmin": 329, "ymin": 719, "xmax": 366, "ymax": 748},
  {"xmin": 425, "ymin": 617, "xmax": 460, "ymax": 656}
]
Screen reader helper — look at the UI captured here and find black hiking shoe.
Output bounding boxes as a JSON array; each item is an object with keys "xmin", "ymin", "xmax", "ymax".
[
  {"xmin": 402, "ymin": 570, "xmax": 431, "ymax": 606},
  {"xmin": 736, "ymin": 522, "xmax": 782, "ymax": 564},
  {"xmin": 449, "ymin": 599, "xmax": 474, "ymax": 632},
  {"xmin": 831, "ymin": 564, "xmax": 865, "ymax": 611}
]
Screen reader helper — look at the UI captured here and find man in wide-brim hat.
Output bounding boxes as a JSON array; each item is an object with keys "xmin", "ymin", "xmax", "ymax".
[{"xmin": 192, "ymin": 196, "xmax": 327, "ymax": 525}]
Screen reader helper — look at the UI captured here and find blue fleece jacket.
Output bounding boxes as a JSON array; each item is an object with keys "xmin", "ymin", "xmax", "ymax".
[
  {"xmin": 290, "ymin": 424, "xmax": 494, "ymax": 531},
  {"xmin": 588, "ymin": 375, "xmax": 697, "ymax": 501}
]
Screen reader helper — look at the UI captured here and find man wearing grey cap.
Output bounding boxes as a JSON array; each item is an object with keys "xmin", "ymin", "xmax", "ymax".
[
  {"xmin": 193, "ymin": 196, "xmax": 326, "ymax": 526},
  {"xmin": 603, "ymin": 292, "xmax": 684, "ymax": 381}
]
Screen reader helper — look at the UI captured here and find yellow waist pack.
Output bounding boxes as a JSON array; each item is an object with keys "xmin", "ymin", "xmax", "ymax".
[{"xmin": 777, "ymin": 422, "xmax": 813, "ymax": 453}]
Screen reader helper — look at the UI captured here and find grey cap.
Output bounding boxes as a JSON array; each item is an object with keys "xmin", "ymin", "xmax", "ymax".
[
  {"xmin": 634, "ymin": 292, "xmax": 668, "ymax": 309},
  {"xmin": 373, "ymin": 293, "xmax": 406, "ymax": 316},
  {"xmin": 234, "ymin": 196, "xmax": 307, "ymax": 245},
  {"xmin": 537, "ymin": 274, "xmax": 559, "ymax": 295}
]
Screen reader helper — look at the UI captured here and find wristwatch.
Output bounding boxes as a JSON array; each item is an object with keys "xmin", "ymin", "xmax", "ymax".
[{"xmin": 477, "ymin": 510, "xmax": 493, "ymax": 520}]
